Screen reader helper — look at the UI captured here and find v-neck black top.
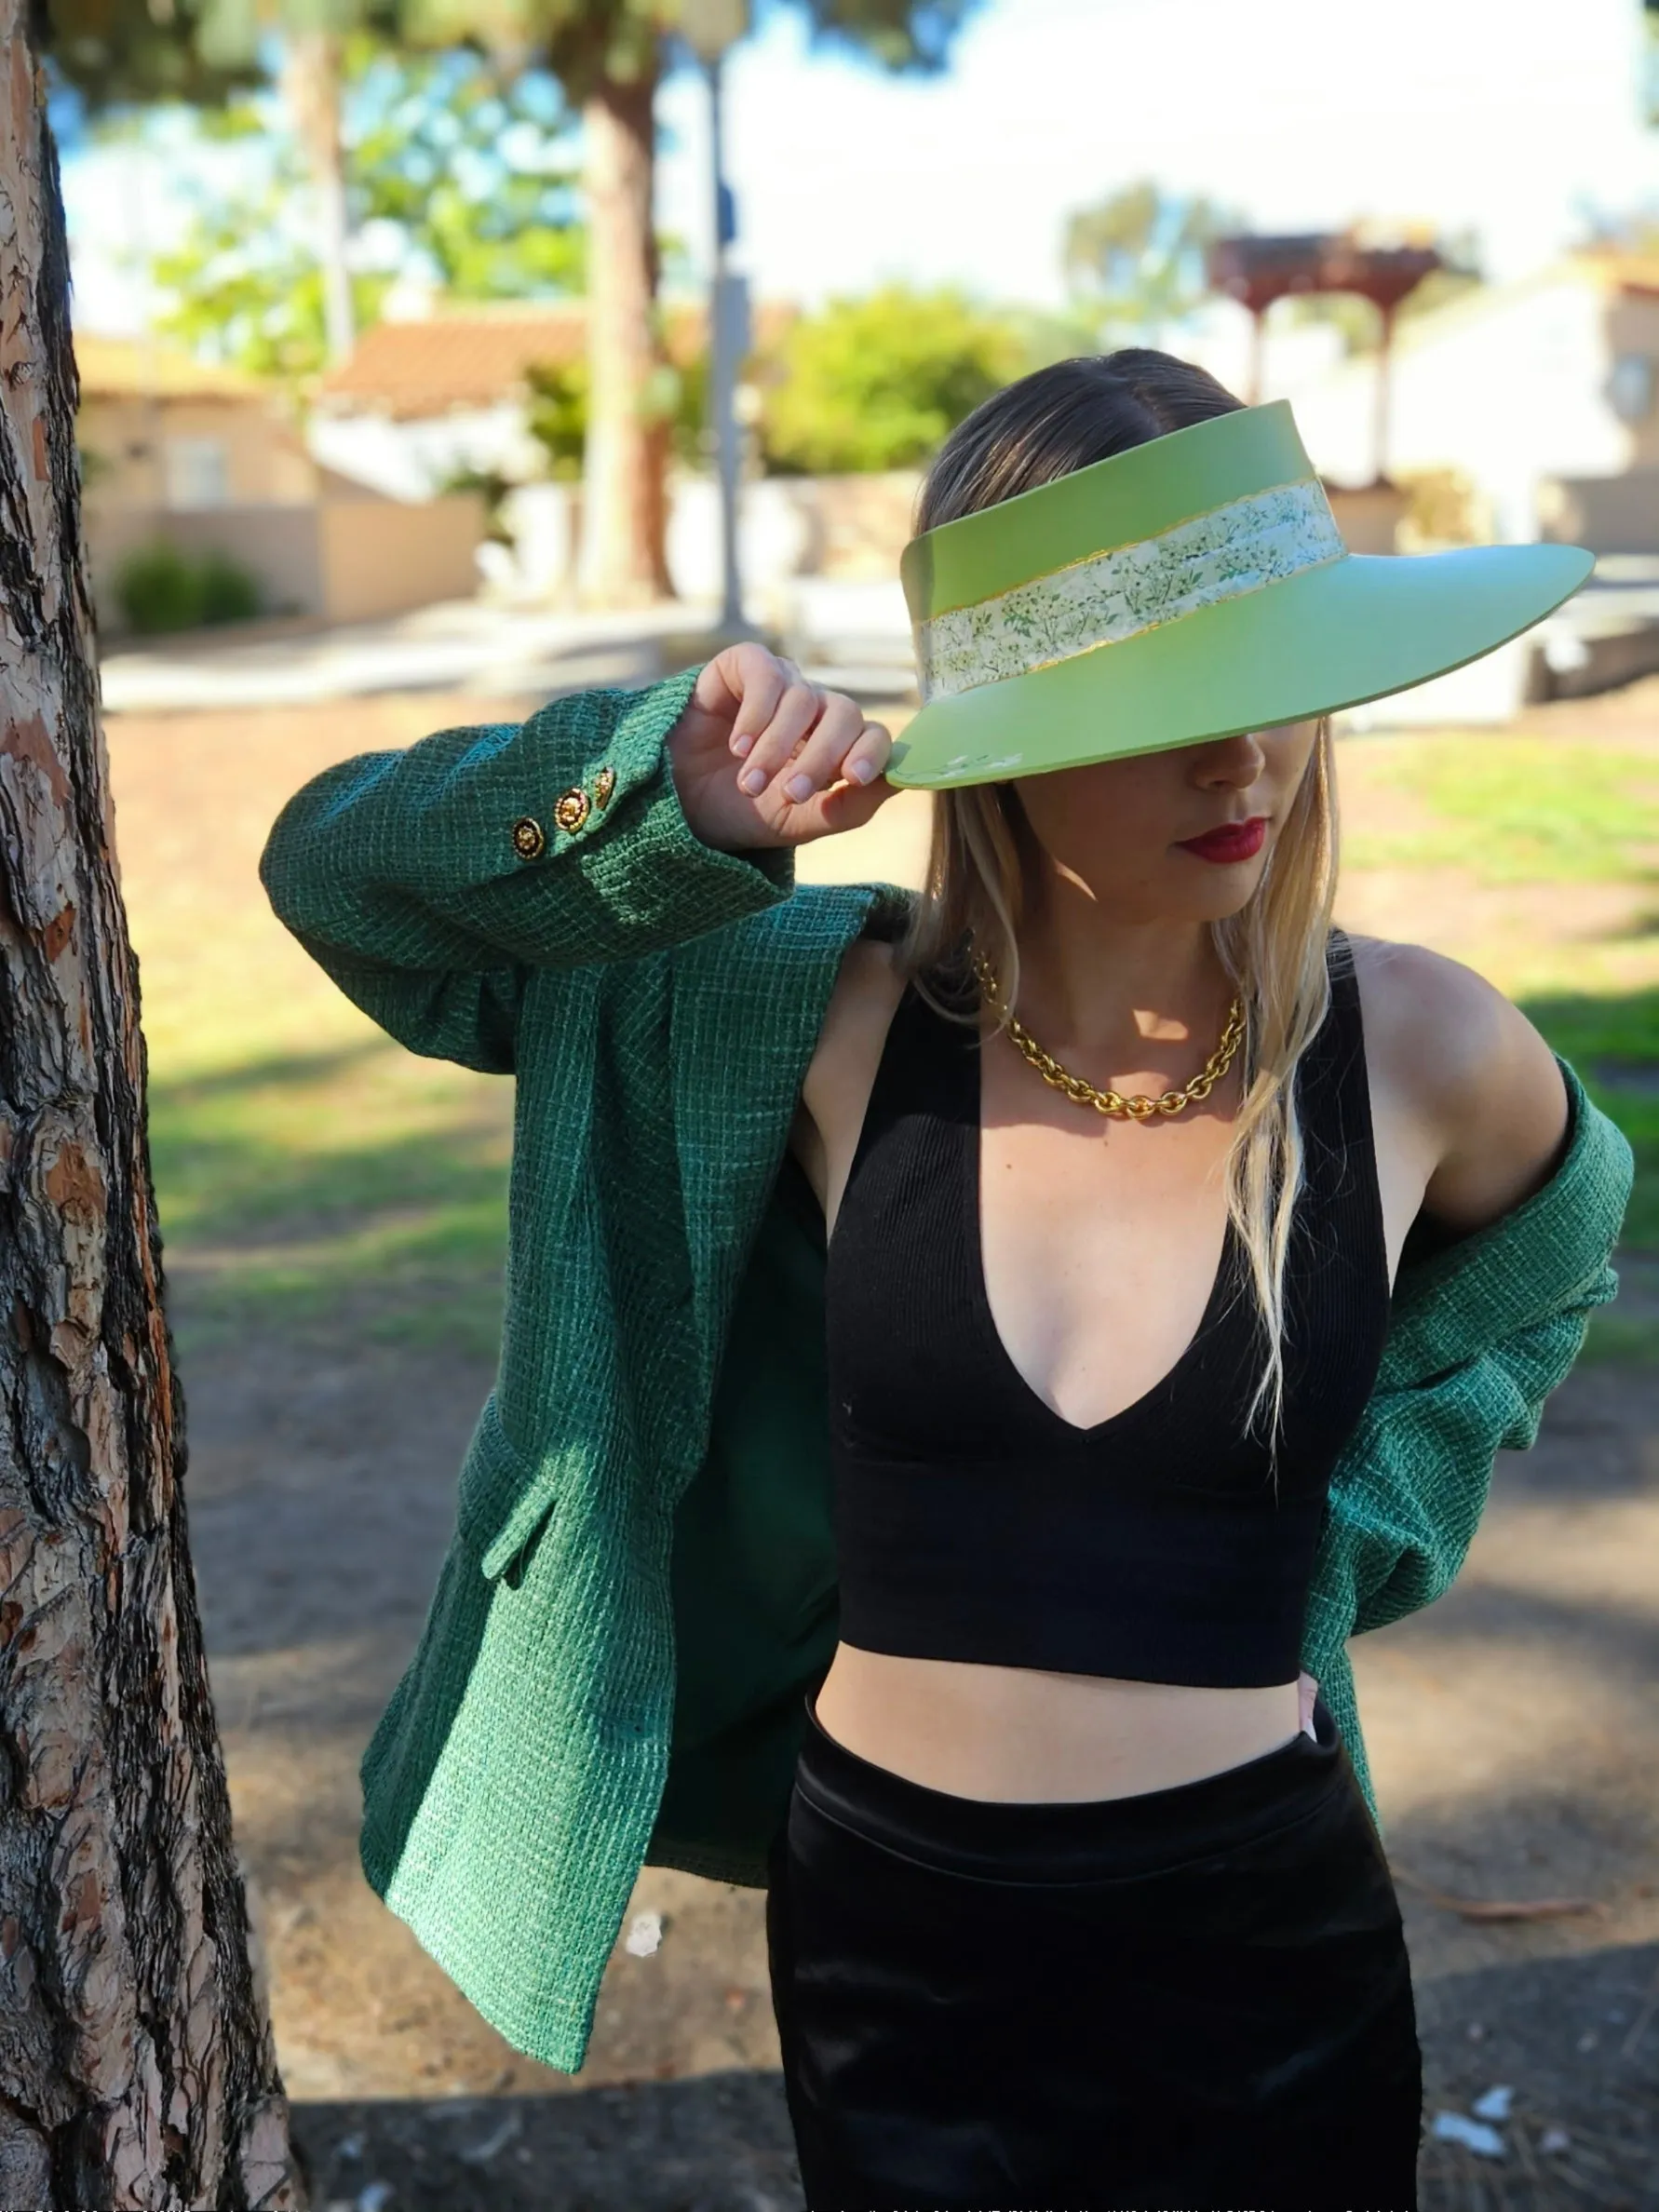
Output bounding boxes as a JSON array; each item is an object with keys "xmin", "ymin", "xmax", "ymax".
[{"xmin": 821, "ymin": 937, "xmax": 1390, "ymax": 1689}]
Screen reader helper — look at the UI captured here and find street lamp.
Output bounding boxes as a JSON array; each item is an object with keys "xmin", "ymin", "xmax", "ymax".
[{"xmin": 681, "ymin": 0, "xmax": 751, "ymax": 633}]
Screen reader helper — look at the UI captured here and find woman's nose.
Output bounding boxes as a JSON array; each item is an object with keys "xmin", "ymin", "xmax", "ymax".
[{"xmin": 1192, "ymin": 731, "xmax": 1266, "ymax": 789}]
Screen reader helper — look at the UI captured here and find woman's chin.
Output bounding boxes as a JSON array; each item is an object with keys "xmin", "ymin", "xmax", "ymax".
[{"xmin": 1147, "ymin": 861, "xmax": 1270, "ymax": 926}]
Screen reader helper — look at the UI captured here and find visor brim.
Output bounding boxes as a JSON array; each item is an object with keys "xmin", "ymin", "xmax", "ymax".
[{"xmin": 885, "ymin": 542, "xmax": 1595, "ymax": 790}]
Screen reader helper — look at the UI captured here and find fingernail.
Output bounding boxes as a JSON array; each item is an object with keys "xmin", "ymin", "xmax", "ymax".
[
  {"xmin": 785, "ymin": 773, "xmax": 814, "ymax": 802},
  {"xmin": 739, "ymin": 767, "xmax": 766, "ymax": 795},
  {"xmin": 732, "ymin": 732, "xmax": 753, "ymax": 756},
  {"xmin": 849, "ymin": 758, "xmax": 877, "ymax": 784}
]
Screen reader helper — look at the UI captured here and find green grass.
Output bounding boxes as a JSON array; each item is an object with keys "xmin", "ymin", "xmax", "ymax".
[
  {"xmin": 149, "ymin": 1036, "xmax": 512, "ymax": 1357},
  {"xmin": 1579, "ymin": 1308, "xmax": 1659, "ymax": 1365},
  {"xmin": 1518, "ymin": 987, "xmax": 1659, "ymax": 1255},
  {"xmin": 125, "ymin": 715, "xmax": 1659, "ymax": 1360},
  {"xmin": 1344, "ymin": 736, "xmax": 1659, "ymax": 885}
]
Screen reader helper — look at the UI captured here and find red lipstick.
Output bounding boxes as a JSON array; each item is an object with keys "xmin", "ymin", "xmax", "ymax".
[{"xmin": 1178, "ymin": 816, "xmax": 1268, "ymax": 866}]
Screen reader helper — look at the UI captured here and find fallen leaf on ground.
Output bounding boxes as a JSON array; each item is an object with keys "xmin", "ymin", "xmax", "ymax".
[{"xmin": 1393, "ymin": 1868, "xmax": 1605, "ymax": 1921}]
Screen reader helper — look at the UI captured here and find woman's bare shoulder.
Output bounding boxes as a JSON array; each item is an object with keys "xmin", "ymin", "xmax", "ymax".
[
  {"xmin": 1347, "ymin": 934, "xmax": 1517, "ymax": 1086},
  {"xmin": 1346, "ymin": 932, "xmax": 1569, "ymax": 1231}
]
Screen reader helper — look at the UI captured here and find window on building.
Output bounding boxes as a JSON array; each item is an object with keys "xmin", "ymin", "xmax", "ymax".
[
  {"xmin": 163, "ymin": 436, "xmax": 231, "ymax": 509},
  {"xmin": 1607, "ymin": 354, "xmax": 1656, "ymax": 425}
]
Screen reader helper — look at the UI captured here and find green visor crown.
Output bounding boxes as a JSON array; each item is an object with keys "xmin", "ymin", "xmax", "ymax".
[{"xmin": 886, "ymin": 399, "xmax": 1594, "ymax": 792}]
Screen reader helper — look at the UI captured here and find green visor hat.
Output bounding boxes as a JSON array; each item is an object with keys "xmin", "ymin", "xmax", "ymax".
[{"xmin": 886, "ymin": 398, "xmax": 1594, "ymax": 790}]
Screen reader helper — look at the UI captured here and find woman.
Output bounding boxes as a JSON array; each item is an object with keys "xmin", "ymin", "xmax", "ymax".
[{"xmin": 262, "ymin": 352, "xmax": 1630, "ymax": 2208}]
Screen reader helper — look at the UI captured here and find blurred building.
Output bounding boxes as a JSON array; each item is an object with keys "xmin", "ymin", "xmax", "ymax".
[
  {"xmin": 77, "ymin": 336, "xmax": 485, "ymax": 636},
  {"xmin": 308, "ymin": 302, "xmax": 585, "ymax": 501},
  {"xmin": 1192, "ymin": 251, "xmax": 1659, "ymax": 718},
  {"xmin": 1270, "ymin": 252, "xmax": 1659, "ymax": 544},
  {"xmin": 308, "ymin": 296, "xmax": 926, "ymax": 618},
  {"xmin": 309, "ymin": 295, "xmax": 798, "ymax": 497}
]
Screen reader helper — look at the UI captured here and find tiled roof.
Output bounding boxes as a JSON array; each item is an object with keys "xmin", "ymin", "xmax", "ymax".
[
  {"xmin": 1585, "ymin": 250, "xmax": 1659, "ymax": 300},
  {"xmin": 74, "ymin": 334, "xmax": 265, "ymax": 401},
  {"xmin": 318, "ymin": 296, "xmax": 797, "ymax": 420}
]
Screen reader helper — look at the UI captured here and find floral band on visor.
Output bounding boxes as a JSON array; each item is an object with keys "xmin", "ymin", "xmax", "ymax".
[{"xmin": 912, "ymin": 477, "xmax": 1348, "ymax": 703}]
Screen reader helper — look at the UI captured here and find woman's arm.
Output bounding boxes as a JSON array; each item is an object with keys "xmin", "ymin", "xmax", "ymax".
[
  {"xmin": 1353, "ymin": 937, "xmax": 1571, "ymax": 1257},
  {"xmin": 260, "ymin": 647, "xmax": 897, "ymax": 1068},
  {"xmin": 1307, "ymin": 965, "xmax": 1633, "ymax": 1671}
]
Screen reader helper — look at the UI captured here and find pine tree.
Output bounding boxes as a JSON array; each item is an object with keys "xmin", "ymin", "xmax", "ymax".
[{"xmin": 0, "ymin": 5, "xmax": 303, "ymax": 2200}]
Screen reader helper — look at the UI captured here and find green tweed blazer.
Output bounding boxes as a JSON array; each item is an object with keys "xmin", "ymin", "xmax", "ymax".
[{"xmin": 261, "ymin": 663, "xmax": 1633, "ymax": 2077}]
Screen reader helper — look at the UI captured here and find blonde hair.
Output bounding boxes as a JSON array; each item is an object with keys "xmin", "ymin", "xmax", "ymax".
[{"xmin": 898, "ymin": 351, "xmax": 1342, "ymax": 1437}]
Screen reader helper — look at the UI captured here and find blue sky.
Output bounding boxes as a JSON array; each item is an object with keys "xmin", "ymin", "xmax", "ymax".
[{"xmin": 64, "ymin": 0, "xmax": 1659, "ymax": 335}]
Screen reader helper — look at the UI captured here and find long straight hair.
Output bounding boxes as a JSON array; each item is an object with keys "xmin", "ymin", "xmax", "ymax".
[{"xmin": 898, "ymin": 350, "xmax": 1341, "ymax": 1436}]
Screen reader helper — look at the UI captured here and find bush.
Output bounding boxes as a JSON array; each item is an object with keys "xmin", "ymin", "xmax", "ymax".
[
  {"xmin": 758, "ymin": 286, "xmax": 1029, "ymax": 476},
  {"xmin": 115, "ymin": 543, "xmax": 261, "ymax": 634},
  {"xmin": 524, "ymin": 353, "xmax": 709, "ymax": 479},
  {"xmin": 197, "ymin": 548, "xmax": 262, "ymax": 625},
  {"xmin": 115, "ymin": 543, "xmax": 202, "ymax": 634}
]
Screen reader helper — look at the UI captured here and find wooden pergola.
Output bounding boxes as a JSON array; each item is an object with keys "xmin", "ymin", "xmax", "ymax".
[{"xmin": 1206, "ymin": 232, "xmax": 1445, "ymax": 487}]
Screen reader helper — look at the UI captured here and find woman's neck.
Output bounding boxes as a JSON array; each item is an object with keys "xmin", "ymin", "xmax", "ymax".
[{"xmin": 1008, "ymin": 886, "xmax": 1230, "ymax": 1064}]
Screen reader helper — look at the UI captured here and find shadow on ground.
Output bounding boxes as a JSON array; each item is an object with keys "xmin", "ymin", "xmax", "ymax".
[
  {"xmin": 285, "ymin": 1926, "xmax": 1659, "ymax": 2212},
  {"xmin": 292, "ymin": 2072, "xmax": 800, "ymax": 2212}
]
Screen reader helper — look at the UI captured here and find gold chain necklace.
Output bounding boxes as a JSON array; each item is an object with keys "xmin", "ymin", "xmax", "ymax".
[{"xmin": 970, "ymin": 951, "xmax": 1246, "ymax": 1123}]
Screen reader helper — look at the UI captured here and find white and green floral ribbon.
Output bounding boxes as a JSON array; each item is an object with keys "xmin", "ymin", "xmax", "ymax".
[{"xmin": 915, "ymin": 478, "xmax": 1346, "ymax": 702}]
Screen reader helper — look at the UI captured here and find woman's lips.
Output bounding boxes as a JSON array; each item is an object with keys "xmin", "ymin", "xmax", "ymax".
[{"xmin": 1177, "ymin": 816, "xmax": 1268, "ymax": 865}]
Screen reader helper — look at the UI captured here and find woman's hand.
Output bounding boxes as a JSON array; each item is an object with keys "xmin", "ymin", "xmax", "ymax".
[{"xmin": 667, "ymin": 642, "xmax": 897, "ymax": 853}]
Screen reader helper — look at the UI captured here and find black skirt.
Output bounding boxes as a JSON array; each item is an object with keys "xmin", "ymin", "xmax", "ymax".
[{"xmin": 765, "ymin": 1692, "xmax": 1422, "ymax": 2211}]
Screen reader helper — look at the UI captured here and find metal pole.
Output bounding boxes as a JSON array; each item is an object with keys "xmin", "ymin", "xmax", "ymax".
[{"xmin": 707, "ymin": 54, "xmax": 743, "ymax": 630}]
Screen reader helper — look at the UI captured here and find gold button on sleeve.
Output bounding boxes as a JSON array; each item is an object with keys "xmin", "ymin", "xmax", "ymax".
[
  {"xmin": 511, "ymin": 816, "xmax": 546, "ymax": 862},
  {"xmin": 553, "ymin": 786, "xmax": 591, "ymax": 835},
  {"xmin": 594, "ymin": 764, "xmax": 616, "ymax": 811}
]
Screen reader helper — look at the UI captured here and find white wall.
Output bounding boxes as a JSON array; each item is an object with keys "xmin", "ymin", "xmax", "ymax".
[
  {"xmin": 308, "ymin": 402, "xmax": 546, "ymax": 501},
  {"xmin": 1281, "ymin": 275, "xmax": 1630, "ymax": 540}
]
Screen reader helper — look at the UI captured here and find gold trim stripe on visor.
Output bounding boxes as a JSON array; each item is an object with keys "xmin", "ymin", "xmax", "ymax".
[{"xmin": 912, "ymin": 478, "xmax": 1346, "ymax": 704}]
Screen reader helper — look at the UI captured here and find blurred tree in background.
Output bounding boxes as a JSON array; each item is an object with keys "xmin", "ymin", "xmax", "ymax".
[
  {"xmin": 132, "ymin": 44, "xmax": 583, "ymax": 383},
  {"xmin": 48, "ymin": 0, "xmax": 986, "ymax": 601},
  {"xmin": 392, "ymin": 0, "xmax": 984, "ymax": 601},
  {"xmin": 525, "ymin": 345, "xmax": 708, "ymax": 477},
  {"xmin": 1063, "ymin": 180, "xmax": 1236, "ymax": 348},
  {"xmin": 47, "ymin": 0, "xmax": 258, "ymax": 106},
  {"xmin": 758, "ymin": 283, "xmax": 1025, "ymax": 473},
  {"xmin": 52, "ymin": 0, "xmax": 986, "ymax": 605}
]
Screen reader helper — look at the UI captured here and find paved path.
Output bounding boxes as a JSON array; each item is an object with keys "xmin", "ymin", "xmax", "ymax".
[
  {"xmin": 97, "ymin": 589, "xmax": 923, "ymax": 714},
  {"xmin": 98, "ymin": 601, "xmax": 716, "ymax": 713}
]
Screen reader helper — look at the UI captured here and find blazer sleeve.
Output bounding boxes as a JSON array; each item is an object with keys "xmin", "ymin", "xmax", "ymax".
[
  {"xmin": 258, "ymin": 666, "xmax": 795, "ymax": 1072},
  {"xmin": 1306, "ymin": 1297, "xmax": 1605, "ymax": 1662},
  {"xmin": 1302, "ymin": 1070, "xmax": 1632, "ymax": 1675}
]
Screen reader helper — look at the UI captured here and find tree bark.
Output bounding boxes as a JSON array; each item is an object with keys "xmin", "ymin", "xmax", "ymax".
[
  {"xmin": 280, "ymin": 30, "xmax": 354, "ymax": 368},
  {"xmin": 0, "ymin": 18, "xmax": 304, "ymax": 2207},
  {"xmin": 577, "ymin": 63, "xmax": 674, "ymax": 606}
]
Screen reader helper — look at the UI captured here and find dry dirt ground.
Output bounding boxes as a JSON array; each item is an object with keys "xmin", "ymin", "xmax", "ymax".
[{"xmin": 104, "ymin": 680, "xmax": 1659, "ymax": 2212}]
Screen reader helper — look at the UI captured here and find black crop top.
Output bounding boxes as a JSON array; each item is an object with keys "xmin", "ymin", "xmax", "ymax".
[{"xmin": 822, "ymin": 937, "xmax": 1391, "ymax": 1689}]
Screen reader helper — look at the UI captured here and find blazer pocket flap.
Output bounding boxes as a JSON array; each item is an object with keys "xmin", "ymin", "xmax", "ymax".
[{"xmin": 457, "ymin": 1395, "xmax": 560, "ymax": 1579}]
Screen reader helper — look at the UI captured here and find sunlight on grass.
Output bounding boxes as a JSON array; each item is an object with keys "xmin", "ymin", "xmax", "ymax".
[
  {"xmin": 1515, "ymin": 990, "xmax": 1659, "ymax": 1254},
  {"xmin": 148, "ymin": 1042, "xmax": 512, "ymax": 1356},
  {"xmin": 109, "ymin": 698, "xmax": 519, "ymax": 1353},
  {"xmin": 106, "ymin": 695, "xmax": 1659, "ymax": 1357},
  {"xmin": 1343, "ymin": 735, "xmax": 1659, "ymax": 885}
]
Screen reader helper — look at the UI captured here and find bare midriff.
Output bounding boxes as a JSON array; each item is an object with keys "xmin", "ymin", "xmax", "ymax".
[{"xmin": 811, "ymin": 1645, "xmax": 1304, "ymax": 1802}]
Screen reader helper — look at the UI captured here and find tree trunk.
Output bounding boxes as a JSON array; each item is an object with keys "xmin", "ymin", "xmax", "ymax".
[
  {"xmin": 280, "ymin": 30, "xmax": 354, "ymax": 367},
  {"xmin": 577, "ymin": 64, "xmax": 674, "ymax": 607},
  {"xmin": 0, "ymin": 20, "xmax": 304, "ymax": 2208}
]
